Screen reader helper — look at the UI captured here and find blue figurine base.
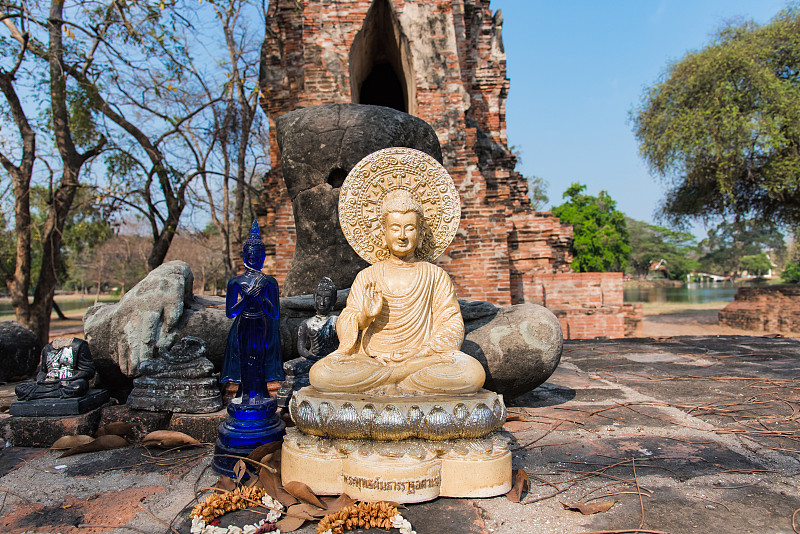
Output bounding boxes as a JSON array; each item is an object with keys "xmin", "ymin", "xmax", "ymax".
[{"xmin": 211, "ymin": 396, "xmax": 285, "ymax": 478}]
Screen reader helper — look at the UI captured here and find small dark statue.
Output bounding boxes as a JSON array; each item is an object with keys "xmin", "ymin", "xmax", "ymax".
[
  {"xmin": 212, "ymin": 220, "xmax": 285, "ymax": 478},
  {"xmin": 15, "ymin": 337, "xmax": 95, "ymax": 400},
  {"xmin": 277, "ymin": 277, "xmax": 338, "ymax": 408},
  {"xmin": 220, "ymin": 220, "xmax": 284, "ymax": 404}
]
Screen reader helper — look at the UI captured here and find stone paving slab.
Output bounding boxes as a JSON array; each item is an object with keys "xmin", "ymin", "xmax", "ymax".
[{"xmin": 0, "ymin": 335, "xmax": 798, "ymax": 533}]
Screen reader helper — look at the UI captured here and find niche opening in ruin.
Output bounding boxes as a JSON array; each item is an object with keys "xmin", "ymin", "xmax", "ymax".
[{"xmin": 349, "ymin": 0, "xmax": 416, "ymax": 115}]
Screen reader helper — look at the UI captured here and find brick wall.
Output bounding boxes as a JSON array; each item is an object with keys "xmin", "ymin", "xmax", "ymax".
[
  {"xmin": 719, "ymin": 285, "xmax": 800, "ymax": 334},
  {"xmin": 521, "ymin": 272, "xmax": 628, "ymax": 339}
]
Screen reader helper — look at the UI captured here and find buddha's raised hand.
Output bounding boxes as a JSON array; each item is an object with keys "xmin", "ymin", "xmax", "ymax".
[{"xmin": 363, "ymin": 281, "xmax": 383, "ymax": 319}]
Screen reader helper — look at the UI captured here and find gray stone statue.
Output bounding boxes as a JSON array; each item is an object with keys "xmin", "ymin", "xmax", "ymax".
[
  {"xmin": 277, "ymin": 277, "xmax": 338, "ymax": 408},
  {"xmin": 126, "ymin": 336, "xmax": 223, "ymax": 413},
  {"xmin": 15, "ymin": 337, "xmax": 95, "ymax": 400}
]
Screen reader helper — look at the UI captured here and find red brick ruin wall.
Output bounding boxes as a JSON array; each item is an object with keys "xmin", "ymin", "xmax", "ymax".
[
  {"xmin": 719, "ymin": 285, "xmax": 800, "ymax": 334},
  {"xmin": 258, "ymin": 0, "xmax": 631, "ymax": 338}
]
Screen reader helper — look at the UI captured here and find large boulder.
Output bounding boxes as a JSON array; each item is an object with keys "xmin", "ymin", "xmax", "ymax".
[
  {"xmin": 276, "ymin": 103, "xmax": 444, "ymax": 296},
  {"xmin": 462, "ymin": 303, "xmax": 563, "ymax": 399},
  {"xmin": 84, "ymin": 261, "xmax": 234, "ymax": 394},
  {"xmin": 0, "ymin": 321, "xmax": 41, "ymax": 382}
]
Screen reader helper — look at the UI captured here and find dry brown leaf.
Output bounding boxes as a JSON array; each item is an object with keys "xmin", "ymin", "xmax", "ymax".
[
  {"xmin": 215, "ymin": 476, "xmax": 236, "ymax": 492},
  {"xmin": 561, "ymin": 500, "xmax": 616, "ymax": 515},
  {"xmin": 141, "ymin": 430, "xmax": 201, "ymax": 448},
  {"xmin": 320, "ymin": 493, "xmax": 357, "ymax": 514},
  {"xmin": 505, "ymin": 469, "xmax": 530, "ymax": 503},
  {"xmin": 284, "ymin": 502, "xmax": 319, "ymax": 520},
  {"xmin": 289, "ymin": 502, "xmax": 329, "ymax": 519},
  {"xmin": 51, "ymin": 435, "xmax": 94, "ymax": 450},
  {"xmin": 59, "ymin": 434, "xmax": 128, "ymax": 457},
  {"xmin": 275, "ymin": 515, "xmax": 306, "ymax": 532},
  {"xmin": 283, "ymin": 480, "xmax": 326, "ymax": 509},
  {"xmin": 96, "ymin": 422, "xmax": 138, "ymax": 437},
  {"xmin": 247, "ymin": 441, "xmax": 282, "ymax": 462},
  {"xmin": 257, "ymin": 467, "xmax": 297, "ymax": 508},
  {"xmin": 233, "ymin": 459, "xmax": 247, "ymax": 484},
  {"xmin": 261, "ymin": 447, "xmax": 282, "ymax": 470}
]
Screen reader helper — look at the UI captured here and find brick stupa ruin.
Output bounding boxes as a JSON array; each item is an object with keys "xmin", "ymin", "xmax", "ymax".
[{"xmin": 256, "ymin": 0, "xmax": 640, "ymax": 339}]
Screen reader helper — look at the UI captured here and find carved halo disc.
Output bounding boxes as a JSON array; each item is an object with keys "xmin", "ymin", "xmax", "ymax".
[{"xmin": 339, "ymin": 147, "xmax": 461, "ymax": 264}]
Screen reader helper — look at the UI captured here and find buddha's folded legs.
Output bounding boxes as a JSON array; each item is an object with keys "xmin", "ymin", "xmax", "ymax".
[
  {"xmin": 309, "ymin": 351, "xmax": 485, "ymax": 395},
  {"xmin": 401, "ymin": 351, "xmax": 485, "ymax": 394},
  {"xmin": 309, "ymin": 353, "xmax": 394, "ymax": 393}
]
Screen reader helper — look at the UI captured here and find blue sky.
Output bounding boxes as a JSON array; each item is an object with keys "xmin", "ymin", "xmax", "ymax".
[{"xmin": 491, "ymin": 0, "xmax": 788, "ymax": 236}]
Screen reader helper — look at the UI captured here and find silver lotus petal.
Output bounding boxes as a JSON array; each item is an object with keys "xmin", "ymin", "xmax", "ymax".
[
  {"xmin": 466, "ymin": 436, "xmax": 495, "ymax": 454},
  {"xmin": 327, "ymin": 402, "xmax": 362, "ymax": 439},
  {"xmin": 492, "ymin": 398, "xmax": 507, "ymax": 424},
  {"xmin": 373, "ymin": 440, "xmax": 407, "ymax": 458},
  {"xmin": 419, "ymin": 405, "xmax": 458, "ymax": 440},
  {"xmin": 372, "ymin": 405, "xmax": 413, "ymax": 440},
  {"xmin": 335, "ymin": 439, "xmax": 359, "ymax": 455},
  {"xmin": 462, "ymin": 402, "xmax": 498, "ymax": 438},
  {"xmin": 452, "ymin": 441, "xmax": 469, "ymax": 456},
  {"xmin": 453, "ymin": 403, "xmax": 469, "ymax": 425},
  {"xmin": 360, "ymin": 403, "xmax": 377, "ymax": 436},
  {"xmin": 407, "ymin": 405, "xmax": 424, "ymax": 431},
  {"xmin": 318, "ymin": 401, "xmax": 334, "ymax": 424},
  {"xmin": 294, "ymin": 400, "xmax": 325, "ymax": 436}
]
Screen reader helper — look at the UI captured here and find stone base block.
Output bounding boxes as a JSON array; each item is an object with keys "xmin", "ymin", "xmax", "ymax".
[
  {"xmin": 127, "ymin": 377, "xmax": 223, "ymax": 413},
  {"xmin": 99, "ymin": 404, "xmax": 172, "ymax": 435},
  {"xmin": 290, "ymin": 387, "xmax": 506, "ymax": 441},
  {"xmin": 6, "ymin": 404, "xmax": 105, "ymax": 447},
  {"xmin": 281, "ymin": 428, "xmax": 511, "ymax": 503},
  {"xmin": 168, "ymin": 409, "xmax": 227, "ymax": 444},
  {"xmin": 9, "ymin": 389, "xmax": 109, "ymax": 417}
]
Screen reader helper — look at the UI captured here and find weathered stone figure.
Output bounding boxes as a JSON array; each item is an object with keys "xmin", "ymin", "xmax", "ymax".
[
  {"xmin": 277, "ymin": 277, "xmax": 339, "ymax": 407},
  {"xmin": 15, "ymin": 337, "xmax": 95, "ymax": 400},
  {"xmin": 309, "ymin": 190, "xmax": 485, "ymax": 395}
]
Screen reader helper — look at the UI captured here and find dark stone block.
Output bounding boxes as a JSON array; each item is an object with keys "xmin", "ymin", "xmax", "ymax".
[
  {"xmin": 7, "ymin": 404, "xmax": 105, "ymax": 447},
  {"xmin": 275, "ymin": 103, "xmax": 443, "ymax": 296},
  {"xmin": 0, "ymin": 321, "xmax": 41, "ymax": 382},
  {"xmin": 9, "ymin": 389, "xmax": 109, "ymax": 417},
  {"xmin": 168, "ymin": 409, "xmax": 228, "ymax": 443},
  {"xmin": 99, "ymin": 404, "xmax": 172, "ymax": 436}
]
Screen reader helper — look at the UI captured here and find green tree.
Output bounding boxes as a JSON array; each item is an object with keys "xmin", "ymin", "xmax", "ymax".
[
  {"xmin": 783, "ymin": 261, "xmax": 800, "ymax": 283},
  {"xmin": 696, "ymin": 219, "xmax": 785, "ymax": 276},
  {"xmin": 626, "ymin": 217, "xmax": 699, "ymax": 280},
  {"xmin": 632, "ymin": 7, "xmax": 800, "ymax": 228},
  {"xmin": 739, "ymin": 253, "xmax": 774, "ymax": 277},
  {"xmin": 552, "ymin": 183, "xmax": 631, "ymax": 272}
]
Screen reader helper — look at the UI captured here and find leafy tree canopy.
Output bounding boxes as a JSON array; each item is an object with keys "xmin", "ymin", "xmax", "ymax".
[
  {"xmin": 632, "ymin": 6, "xmax": 800, "ymax": 228},
  {"xmin": 739, "ymin": 252, "xmax": 774, "ymax": 277},
  {"xmin": 626, "ymin": 217, "xmax": 699, "ymax": 280},
  {"xmin": 552, "ymin": 183, "xmax": 631, "ymax": 272},
  {"xmin": 784, "ymin": 260, "xmax": 800, "ymax": 283},
  {"xmin": 696, "ymin": 219, "xmax": 785, "ymax": 275}
]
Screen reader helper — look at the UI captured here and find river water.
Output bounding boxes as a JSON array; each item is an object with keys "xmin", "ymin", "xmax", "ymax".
[{"xmin": 623, "ymin": 282, "xmax": 753, "ymax": 304}]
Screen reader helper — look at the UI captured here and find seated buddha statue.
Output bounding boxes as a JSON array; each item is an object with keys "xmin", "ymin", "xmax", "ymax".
[
  {"xmin": 309, "ymin": 189, "xmax": 485, "ymax": 396},
  {"xmin": 15, "ymin": 336, "xmax": 95, "ymax": 400}
]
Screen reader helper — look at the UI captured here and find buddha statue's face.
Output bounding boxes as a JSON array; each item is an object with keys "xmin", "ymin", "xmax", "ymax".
[
  {"xmin": 314, "ymin": 289, "xmax": 336, "ymax": 315},
  {"xmin": 242, "ymin": 245, "xmax": 266, "ymax": 270},
  {"xmin": 383, "ymin": 211, "xmax": 419, "ymax": 261}
]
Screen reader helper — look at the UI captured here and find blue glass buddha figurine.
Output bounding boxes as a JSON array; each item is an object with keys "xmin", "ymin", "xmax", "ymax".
[
  {"xmin": 220, "ymin": 220, "xmax": 284, "ymax": 403},
  {"xmin": 213, "ymin": 220, "xmax": 285, "ymax": 478}
]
